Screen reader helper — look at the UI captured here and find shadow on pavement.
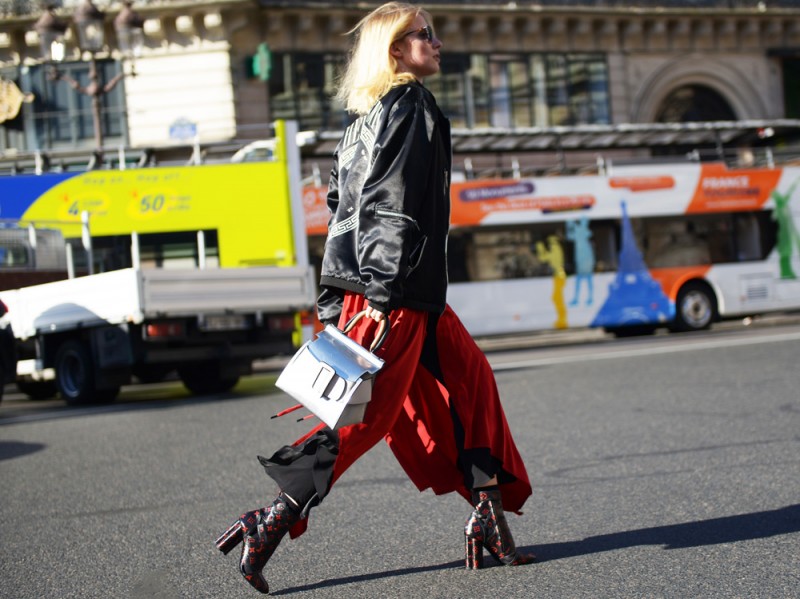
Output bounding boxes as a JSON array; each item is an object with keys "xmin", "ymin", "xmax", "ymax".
[
  {"xmin": 271, "ymin": 560, "xmax": 464, "ymax": 596},
  {"xmin": 0, "ymin": 440, "xmax": 46, "ymax": 460},
  {"xmin": 528, "ymin": 504, "xmax": 799, "ymax": 560},
  {"xmin": 273, "ymin": 505, "xmax": 798, "ymax": 594}
]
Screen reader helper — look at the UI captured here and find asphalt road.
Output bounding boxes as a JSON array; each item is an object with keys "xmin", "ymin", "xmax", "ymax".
[{"xmin": 1, "ymin": 322, "xmax": 799, "ymax": 598}]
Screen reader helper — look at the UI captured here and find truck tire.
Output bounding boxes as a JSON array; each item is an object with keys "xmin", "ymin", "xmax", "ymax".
[
  {"xmin": 16, "ymin": 380, "xmax": 58, "ymax": 400},
  {"xmin": 55, "ymin": 340, "xmax": 120, "ymax": 405},
  {"xmin": 671, "ymin": 282, "xmax": 717, "ymax": 332},
  {"xmin": 177, "ymin": 361, "xmax": 240, "ymax": 395}
]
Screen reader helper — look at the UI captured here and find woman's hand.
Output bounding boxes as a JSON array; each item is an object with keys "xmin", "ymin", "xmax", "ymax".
[{"xmin": 365, "ymin": 306, "xmax": 386, "ymax": 322}]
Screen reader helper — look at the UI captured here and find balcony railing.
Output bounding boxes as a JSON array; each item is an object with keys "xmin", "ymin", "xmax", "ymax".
[
  {"xmin": 4, "ymin": 0, "xmax": 800, "ymax": 18},
  {"xmin": 416, "ymin": 0, "xmax": 800, "ymax": 5},
  {"xmin": 252, "ymin": 1, "xmax": 800, "ymax": 9}
]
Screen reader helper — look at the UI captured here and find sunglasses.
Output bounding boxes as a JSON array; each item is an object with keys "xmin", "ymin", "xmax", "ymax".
[{"xmin": 399, "ymin": 25, "xmax": 435, "ymax": 43}]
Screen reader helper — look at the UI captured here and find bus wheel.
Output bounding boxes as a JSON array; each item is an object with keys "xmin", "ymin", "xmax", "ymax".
[
  {"xmin": 177, "ymin": 361, "xmax": 240, "ymax": 395},
  {"xmin": 54, "ymin": 340, "xmax": 120, "ymax": 405},
  {"xmin": 672, "ymin": 282, "xmax": 716, "ymax": 332},
  {"xmin": 16, "ymin": 380, "xmax": 58, "ymax": 400}
]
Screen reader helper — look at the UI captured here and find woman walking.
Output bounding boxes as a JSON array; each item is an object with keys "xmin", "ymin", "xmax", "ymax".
[{"xmin": 215, "ymin": 3, "xmax": 535, "ymax": 593}]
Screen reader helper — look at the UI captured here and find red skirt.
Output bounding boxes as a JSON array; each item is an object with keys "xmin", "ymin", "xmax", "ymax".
[{"xmin": 286, "ymin": 293, "xmax": 532, "ymax": 538}]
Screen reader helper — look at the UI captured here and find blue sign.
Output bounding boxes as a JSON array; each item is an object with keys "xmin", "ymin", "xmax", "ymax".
[{"xmin": 169, "ymin": 118, "xmax": 197, "ymax": 140}]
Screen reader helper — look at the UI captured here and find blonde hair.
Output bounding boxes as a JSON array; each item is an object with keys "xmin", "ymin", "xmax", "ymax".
[{"xmin": 336, "ymin": 2, "xmax": 431, "ymax": 115}]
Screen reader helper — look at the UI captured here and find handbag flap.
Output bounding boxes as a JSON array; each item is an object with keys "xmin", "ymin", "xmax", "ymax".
[
  {"xmin": 307, "ymin": 325, "xmax": 384, "ymax": 382},
  {"xmin": 274, "ymin": 320, "xmax": 385, "ymax": 429}
]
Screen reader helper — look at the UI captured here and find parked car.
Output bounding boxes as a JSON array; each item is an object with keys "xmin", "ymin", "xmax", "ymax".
[{"xmin": 0, "ymin": 299, "xmax": 16, "ymax": 402}]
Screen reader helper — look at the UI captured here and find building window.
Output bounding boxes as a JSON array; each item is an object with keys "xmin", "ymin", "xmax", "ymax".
[
  {"xmin": 427, "ymin": 52, "xmax": 610, "ymax": 128},
  {"xmin": 20, "ymin": 60, "xmax": 126, "ymax": 152},
  {"xmin": 270, "ymin": 51, "xmax": 609, "ymax": 132},
  {"xmin": 269, "ymin": 52, "xmax": 350, "ymax": 131},
  {"xmin": 781, "ymin": 58, "xmax": 800, "ymax": 120},
  {"xmin": 655, "ymin": 84, "xmax": 737, "ymax": 122},
  {"xmin": 431, "ymin": 54, "xmax": 472, "ymax": 128}
]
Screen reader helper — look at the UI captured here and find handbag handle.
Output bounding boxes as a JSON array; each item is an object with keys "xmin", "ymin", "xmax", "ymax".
[{"xmin": 342, "ymin": 310, "xmax": 391, "ymax": 352}]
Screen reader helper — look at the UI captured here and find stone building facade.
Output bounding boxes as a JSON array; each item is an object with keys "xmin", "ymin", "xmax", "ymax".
[{"xmin": 0, "ymin": 0, "xmax": 798, "ymax": 174}]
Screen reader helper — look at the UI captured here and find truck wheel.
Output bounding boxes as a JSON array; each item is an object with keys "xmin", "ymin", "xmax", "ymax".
[
  {"xmin": 177, "ymin": 361, "xmax": 240, "ymax": 395},
  {"xmin": 16, "ymin": 380, "xmax": 58, "ymax": 400},
  {"xmin": 55, "ymin": 340, "xmax": 119, "ymax": 405},
  {"xmin": 671, "ymin": 282, "xmax": 717, "ymax": 332}
]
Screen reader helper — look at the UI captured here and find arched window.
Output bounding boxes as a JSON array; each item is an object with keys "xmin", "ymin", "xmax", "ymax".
[{"xmin": 655, "ymin": 84, "xmax": 736, "ymax": 122}]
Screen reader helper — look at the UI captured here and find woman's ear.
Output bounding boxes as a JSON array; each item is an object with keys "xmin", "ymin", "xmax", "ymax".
[{"xmin": 389, "ymin": 41, "xmax": 403, "ymax": 59}]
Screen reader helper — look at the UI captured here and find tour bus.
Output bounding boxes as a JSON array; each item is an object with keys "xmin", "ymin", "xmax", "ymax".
[
  {"xmin": 0, "ymin": 121, "xmax": 305, "ymax": 275},
  {"xmin": 303, "ymin": 160, "xmax": 800, "ymax": 337}
]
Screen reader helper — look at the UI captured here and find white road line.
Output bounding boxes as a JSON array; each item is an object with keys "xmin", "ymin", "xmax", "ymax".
[{"xmin": 489, "ymin": 330, "xmax": 800, "ymax": 371}]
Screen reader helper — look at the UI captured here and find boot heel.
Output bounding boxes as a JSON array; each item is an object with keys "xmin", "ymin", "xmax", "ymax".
[
  {"xmin": 215, "ymin": 521, "xmax": 244, "ymax": 555},
  {"xmin": 216, "ymin": 509, "xmax": 263, "ymax": 555},
  {"xmin": 465, "ymin": 534, "xmax": 484, "ymax": 570}
]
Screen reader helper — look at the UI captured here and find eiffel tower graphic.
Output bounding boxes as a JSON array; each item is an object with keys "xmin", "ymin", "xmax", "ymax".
[{"xmin": 591, "ymin": 201, "xmax": 673, "ymax": 328}]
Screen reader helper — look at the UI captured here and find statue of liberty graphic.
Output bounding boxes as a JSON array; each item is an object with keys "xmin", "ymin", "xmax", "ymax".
[
  {"xmin": 591, "ymin": 201, "xmax": 672, "ymax": 328},
  {"xmin": 566, "ymin": 216, "xmax": 595, "ymax": 305},
  {"xmin": 536, "ymin": 235, "xmax": 568, "ymax": 329},
  {"xmin": 772, "ymin": 178, "xmax": 800, "ymax": 279}
]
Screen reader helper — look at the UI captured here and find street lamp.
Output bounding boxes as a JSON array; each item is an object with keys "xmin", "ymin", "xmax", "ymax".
[
  {"xmin": 32, "ymin": 0, "xmax": 145, "ymax": 168},
  {"xmin": 115, "ymin": 1, "xmax": 146, "ymax": 63},
  {"xmin": 74, "ymin": 0, "xmax": 105, "ymax": 53},
  {"xmin": 33, "ymin": 4, "xmax": 67, "ymax": 62}
]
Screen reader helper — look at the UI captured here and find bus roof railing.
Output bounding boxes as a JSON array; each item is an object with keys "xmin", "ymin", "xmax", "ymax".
[
  {"xmin": 449, "ymin": 119, "xmax": 800, "ymax": 151},
  {"xmin": 3, "ymin": 119, "xmax": 800, "ymax": 176},
  {"xmin": 452, "ymin": 145, "xmax": 800, "ymax": 180},
  {"xmin": 302, "ymin": 119, "xmax": 800, "ymax": 158}
]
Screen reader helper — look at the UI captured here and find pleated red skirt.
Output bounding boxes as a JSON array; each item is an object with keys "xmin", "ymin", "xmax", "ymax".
[{"xmin": 286, "ymin": 292, "xmax": 532, "ymax": 539}]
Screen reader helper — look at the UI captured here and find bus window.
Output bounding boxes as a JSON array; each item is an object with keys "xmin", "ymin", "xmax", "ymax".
[
  {"xmin": 643, "ymin": 212, "xmax": 777, "ymax": 267},
  {"xmin": 705, "ymin": 216, "xmax": 737, "ymax": 263},
  {"xmin": 644, "ymin": 217, "xmax": 711, "ymax": 267},
  {"xmin": 454, "ymin": 224, "xmax": 569, "ymax": 282},
  {"xmin": 139, "ymin": 231, "xmax": 219, "ymax": 270},
  {"xmin": 0, "ymin": 245, "xmax": 32, "ymax": 268},
  {"xmin": 733, "ymin": 211, "xmax": 777, "ymax": 262},
  {"xmin": 87, "ymin": 231, "xmax": 220, "ymax": 272},
  {"xmin": 447, "ymin": 231, "xmax": 471, "ymax": 283},
  {"xmin": 734, "ymin": 213, "xmax": 761, "ymax": 261},
  {"xmin": 588, "ymin": 220, "xmax": 618, "ymax": 273},
  {"xmin": 0, "ymin": 228, "xmax": 69, "ymax": 270},
  {"xmin": 448, "ymin": 219, "xmax": 620, "ymax": 283}
]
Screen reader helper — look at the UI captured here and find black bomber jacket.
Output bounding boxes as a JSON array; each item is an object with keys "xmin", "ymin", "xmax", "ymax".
[{"xmin": 316, "ymin": 82, "xmax": 452, "ymax": 325}]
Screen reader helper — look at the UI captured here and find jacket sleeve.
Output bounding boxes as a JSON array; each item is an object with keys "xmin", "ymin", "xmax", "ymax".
[{"xmin": 357, "ymin": 95, "xmax": 434, "ymax": 313}]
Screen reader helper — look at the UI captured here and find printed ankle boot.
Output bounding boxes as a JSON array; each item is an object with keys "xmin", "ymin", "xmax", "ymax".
[
  {"xmin": 464, "ymin": 488, "xmax": 536, "ymax": 569},
  {"xmin": 215, "ymin": 492, "xmax": 300, "ymax": 594}
]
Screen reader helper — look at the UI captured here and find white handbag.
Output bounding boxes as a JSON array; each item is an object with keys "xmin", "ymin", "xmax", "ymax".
[{"xmin": 275, "ymin": 310, "xmax": 389, "ymax": 429}]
